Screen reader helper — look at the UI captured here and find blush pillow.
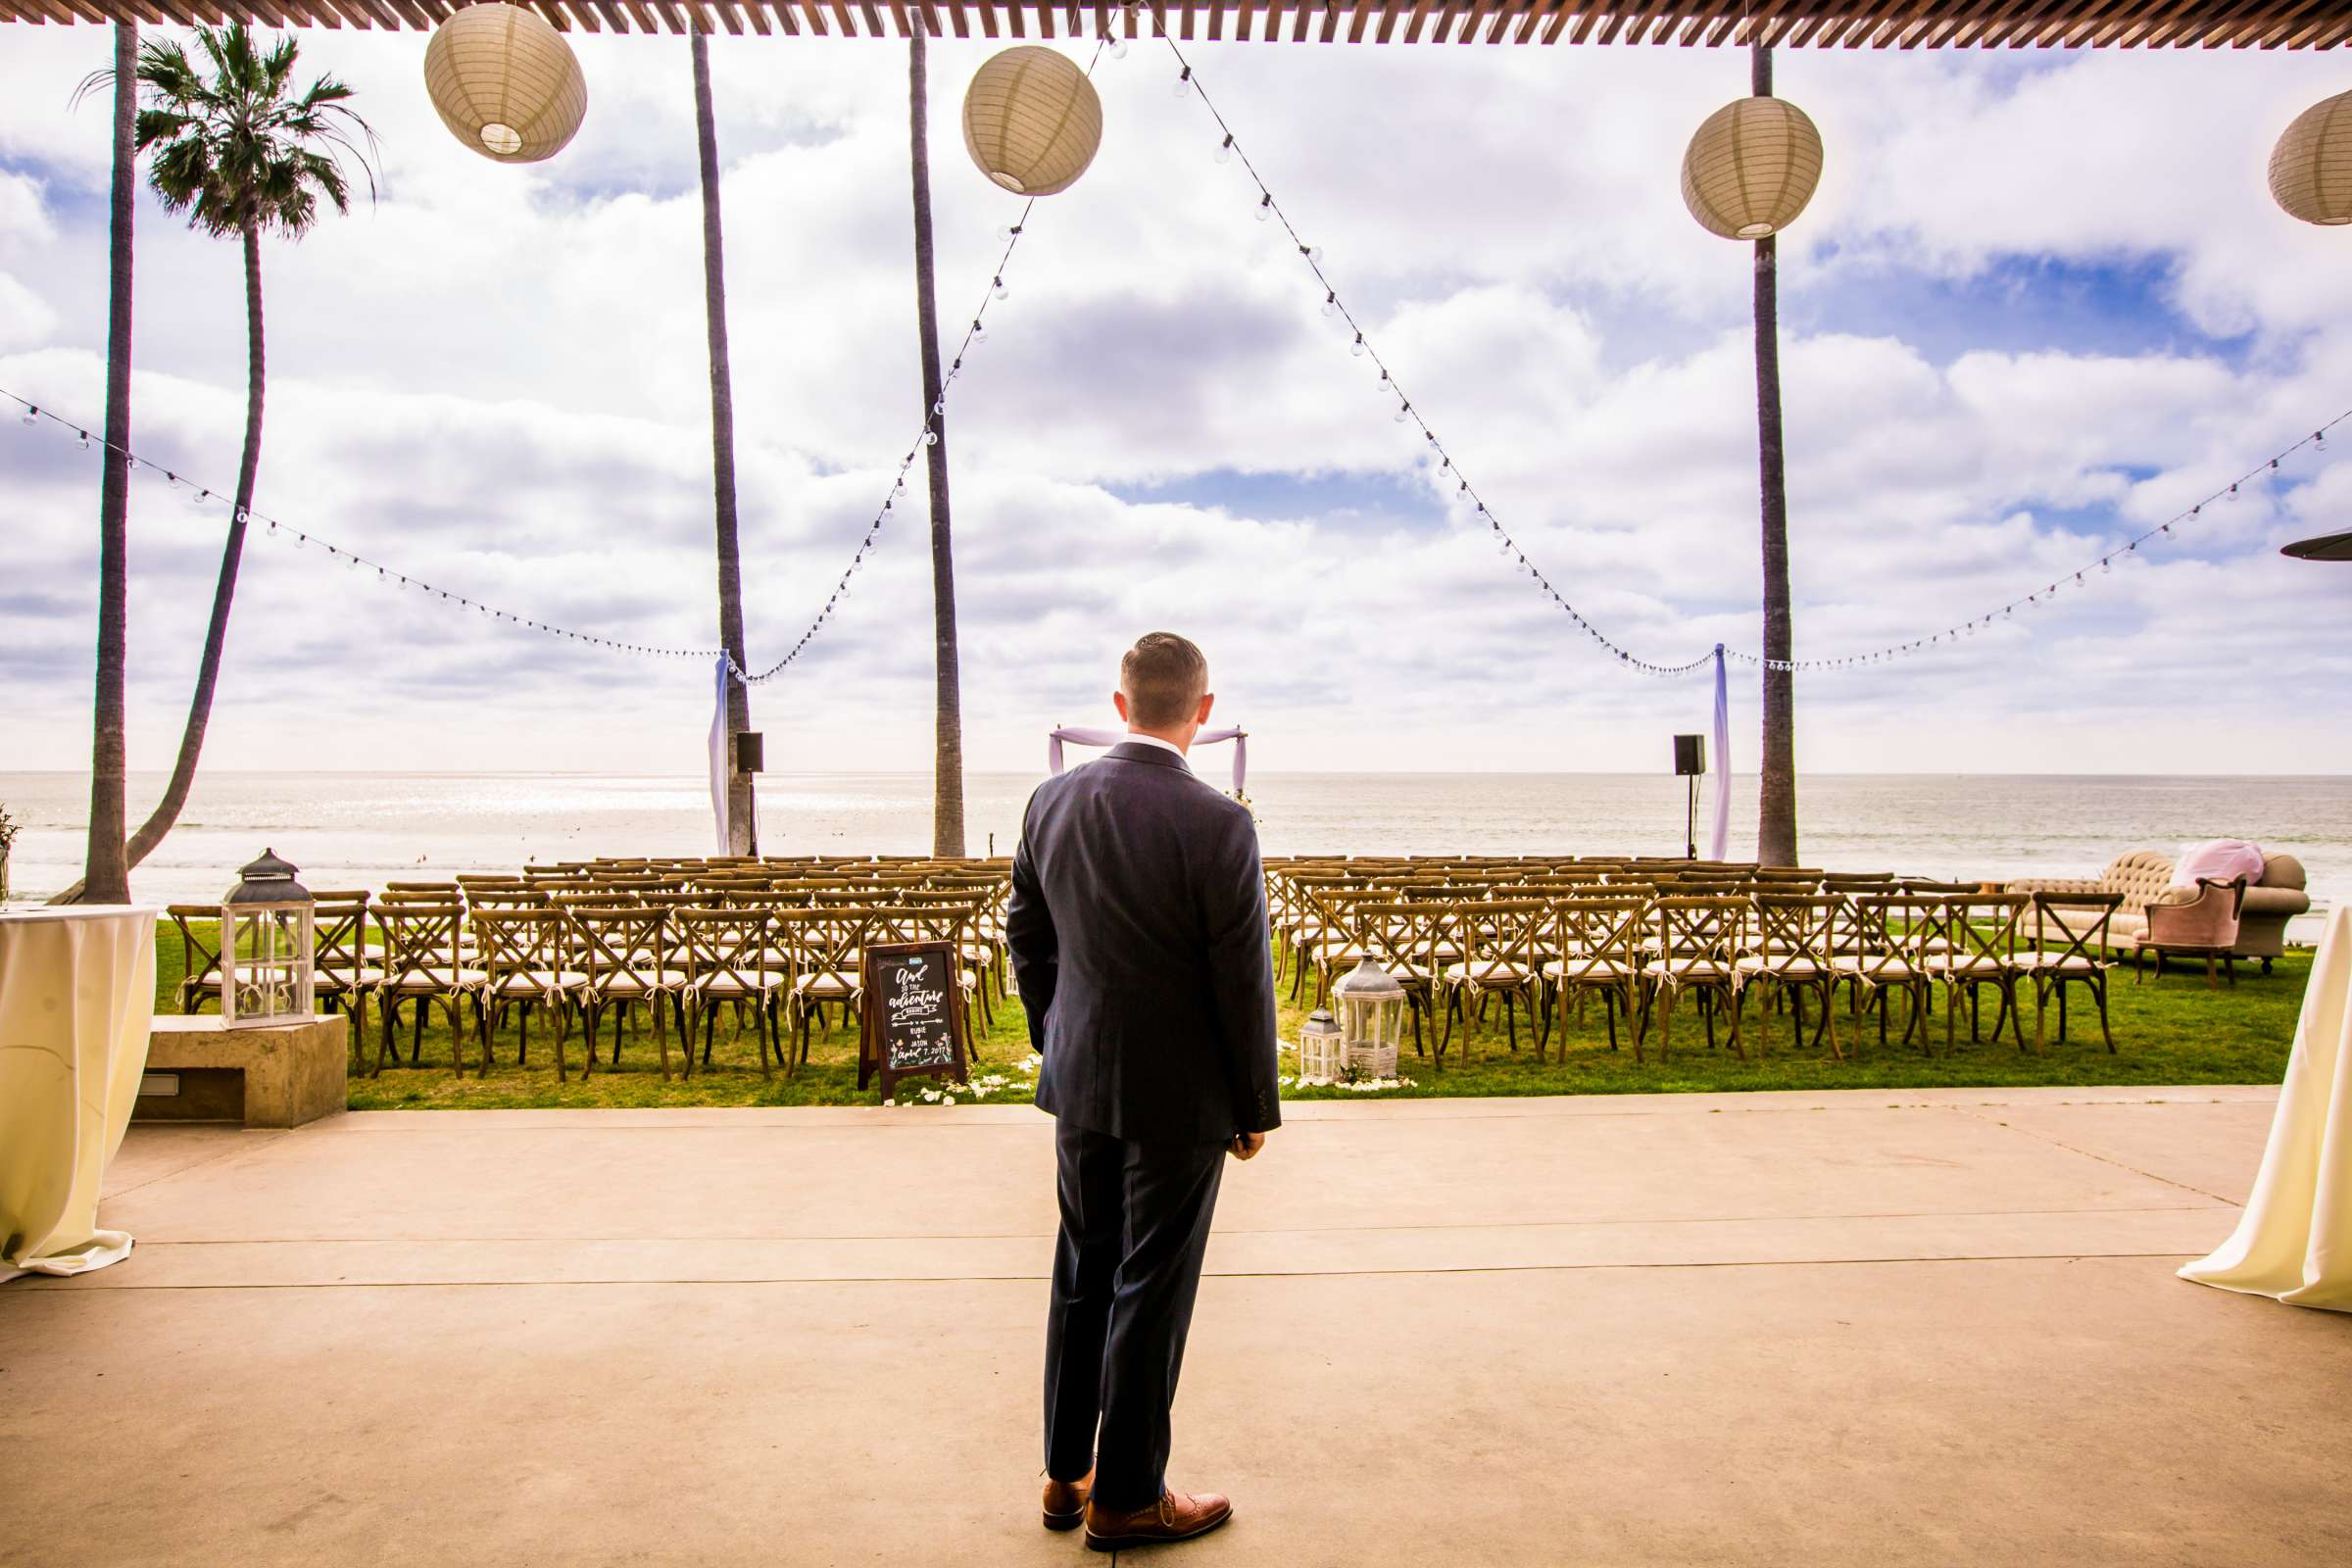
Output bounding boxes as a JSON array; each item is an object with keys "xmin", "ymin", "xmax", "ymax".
[{"xmin": 2173, "ymin": 839, "xmax": 2266, "ymax": 890}]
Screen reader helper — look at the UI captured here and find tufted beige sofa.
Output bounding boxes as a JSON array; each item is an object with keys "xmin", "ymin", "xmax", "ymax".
[{"xmin": 2009, "ymin": 851, "xmax": 2311, "ymax": 971}]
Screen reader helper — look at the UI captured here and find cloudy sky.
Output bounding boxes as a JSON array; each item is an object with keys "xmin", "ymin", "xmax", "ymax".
[{"xmin": 3, "ymin": 23, "xmax": 2349, "ymax": 780}]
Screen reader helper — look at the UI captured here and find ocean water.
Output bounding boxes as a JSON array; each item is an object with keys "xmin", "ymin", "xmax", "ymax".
[{"xmin": 2, "ymin": 771, "xmax": 2344, "ymax": 939}]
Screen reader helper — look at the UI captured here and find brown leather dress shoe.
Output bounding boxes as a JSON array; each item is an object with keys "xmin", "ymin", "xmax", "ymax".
[
  {"xmin": 1083, "ymin": 1488, "xmax": 1233, "ymax": 1552},
  {"xmin": 1042, "ymin": 1468, "xmax": 1094, "ymax": 1532}
]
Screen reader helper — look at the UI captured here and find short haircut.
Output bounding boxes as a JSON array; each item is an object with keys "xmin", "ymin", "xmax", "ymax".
[{"xmin": 1120, "ymin": 632, "xmax": 1209, "ymax": 730}]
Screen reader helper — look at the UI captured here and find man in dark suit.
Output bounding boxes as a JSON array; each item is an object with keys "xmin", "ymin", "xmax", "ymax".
[{"xmin": 1007, "ymin": 631, "xmax": 1281, "ymax": 1553}]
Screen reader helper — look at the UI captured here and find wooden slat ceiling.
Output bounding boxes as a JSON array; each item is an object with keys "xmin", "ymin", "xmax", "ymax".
[{"xmin": 0, "ymin": 1, "xmax": 2345, "ymax": 48}]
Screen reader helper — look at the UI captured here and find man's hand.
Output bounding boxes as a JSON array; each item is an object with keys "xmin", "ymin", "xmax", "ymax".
[{"xmin": 1229, "ymin": 1131, "xmax": 1267, "ymax": 1161}]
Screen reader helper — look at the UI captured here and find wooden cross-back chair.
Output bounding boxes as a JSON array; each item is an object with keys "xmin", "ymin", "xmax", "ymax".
[
  {"xmin": 1351, "ymin": 901, "xmax": 1446, "ymax": 1058},
  {"xmin": 774, "ymin": 906, "xmax": 875, "ymax": 1067},
  {"xmin": 2023, "ymin": 892, "xmax": 2121, "ymax": 1054},
  {"xmin": 1737, "ymin": 895, "xmax": 1841, "ymax": 1059},
  {"xmin": 564, "ymin": 905, "xmax": 679, "ymax": 1081},
  {"xmin": 1643, "ymin": 897, "xmax": 1747, "ymax": 1061},
  {"xmin": 307, "ymin": 894, "xmax": 375, "ymax": 1070},
  {"xmin": 669, "ymin": 906, "xmax": 782, "ymax": 1078},
  {"xmin": 1925, "ymin": 895, "xmax": 2027, "ymax": 1053},
  {"xmin": 369, "ymin": 901, "xmax": 474, "ymax": 1076},
  {"xmin": 1828, "ymin": 895, "xmax": 1933, "ymax": 1053},
  {"xmin": 1541, "ymin": 895, "xmax": 1648, "ymax": 1059},
  {"xmin": 164, "ymin": 905, "xmax": 226, "ymax": 1015},
  {"xmin": 468, "ymin": 906, "xmax": 582, "ymax": 1078},
  {"xmin": 1440, "ymin": 898, "xmax": 1547, "ymax": 1059}
]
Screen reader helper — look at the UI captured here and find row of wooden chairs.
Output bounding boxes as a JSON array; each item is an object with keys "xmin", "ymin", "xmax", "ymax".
[
  {"xmin": 1267, "ymin": 879, "xmax": 2124, "ymax": 1066},
  {"xmin": 167, "ymin": 890, "xmax": 1003, "ymax": 1083}
]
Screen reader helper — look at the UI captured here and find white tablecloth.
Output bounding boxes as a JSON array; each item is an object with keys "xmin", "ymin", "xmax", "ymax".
[
  {"xmin": 0, "ymin": 905, "xmax": 158, "ymax": 1281},
  {"xmin": 2180, "ymin": 905, "xmax": 2352, "ymax": 1311}
]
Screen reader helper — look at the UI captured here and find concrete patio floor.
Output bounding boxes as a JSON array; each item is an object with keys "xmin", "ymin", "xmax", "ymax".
[{"xmin": 4, "ymin": 1086, "xmax": 2348, "ymax": 1566}]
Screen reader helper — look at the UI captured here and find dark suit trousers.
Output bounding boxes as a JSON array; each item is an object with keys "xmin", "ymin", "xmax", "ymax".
[{"xmin": 1043, "ymin": 1118, "xmax": 1228, "ymax": 1510}]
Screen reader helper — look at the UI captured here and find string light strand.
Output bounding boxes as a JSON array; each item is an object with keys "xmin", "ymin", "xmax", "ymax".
[{"xmin": 1152, "ymin": 21, "xmax": 2346, "ymax": 680}]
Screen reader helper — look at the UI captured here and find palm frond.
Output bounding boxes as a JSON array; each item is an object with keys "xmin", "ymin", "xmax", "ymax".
[{"xmin": 130, "ymin": 22, "xmax": 381, "ymax": 242}]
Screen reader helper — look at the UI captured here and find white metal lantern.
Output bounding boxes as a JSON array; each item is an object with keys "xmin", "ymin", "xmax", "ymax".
[
  {"xmin": 1297, "ymin": 1007, "xmax": 1344, "ymax": 1082},
  {"xmin": 2270, "ymin": 88, "xmax": 2352, "ymax": 226},
  {"xmin": 1681, "ymin": 95, "xmax": 1825, "ymax": 241},
  {"xmin": 220, "ymin": 848, "xmax": 315, "ymax": 1029},
  {"xmin": 423, "ymin": 3, "xmax": 589, "ymax": 166},
  {"xmin": 1331, "ymin": 956, "xmax": 1405, "ymax": 1081},
  {"xmin": 962, "ymin": 46, "xmax": 1103, "ymax": 197}
]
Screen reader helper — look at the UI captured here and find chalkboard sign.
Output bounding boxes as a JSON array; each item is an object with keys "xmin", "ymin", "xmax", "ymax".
[{"xmin": 859, "ymin": 941, "xmax": 969, "ymax": 1098}]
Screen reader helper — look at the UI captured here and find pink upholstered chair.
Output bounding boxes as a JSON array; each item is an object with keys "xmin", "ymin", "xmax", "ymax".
[{"xmin": 2134, "ymin": 878, "xmax": 2247, "ymax": 990}]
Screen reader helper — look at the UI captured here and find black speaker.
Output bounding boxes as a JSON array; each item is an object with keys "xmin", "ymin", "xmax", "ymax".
[
  {"xmin": 1673, "ymin": 734, "xmax": 1705, "ymax": 777},
  {"xmin": 733, "ymin": 731, "xmax": 765, "ymax": 774}
]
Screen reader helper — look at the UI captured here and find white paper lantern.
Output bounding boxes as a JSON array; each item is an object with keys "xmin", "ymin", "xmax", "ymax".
[
  {"xmin": 962, "ymin": 46, "xmax": 1102, "ymax": 198},
  {"xmin": 1681, "ymin": 96, "xmax": 1825, "ymax": 241},
  {"xmin": 2270, "ymin": 88, "xmax": 2352, "ymax": 226},
  {"xmin": 424, "ymin": 3, "xmax": 589, "ymax": 166}
]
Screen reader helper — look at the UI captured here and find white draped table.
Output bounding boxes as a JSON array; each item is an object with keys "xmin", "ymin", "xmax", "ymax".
[
  {"xmin": 2180, "ymin": 905, "xmax": 2352, "ymax": 1311},
  {"xmin": 0, "ymin": 905, "xmax": 158, "ymax": 1281}
]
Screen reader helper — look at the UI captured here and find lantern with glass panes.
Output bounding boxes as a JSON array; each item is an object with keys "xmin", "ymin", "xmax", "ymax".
[
  {"xmin": 220, "ymin": 848, "xmax": 315, "ymax": 1027},
  {"xmin": 1330, "ymin": 956, "xmax": 1405, "ymax": 1081},
  {"xmin": 1297, "ymin": 1007, "xmax": 1344, "ymax": 1081}
]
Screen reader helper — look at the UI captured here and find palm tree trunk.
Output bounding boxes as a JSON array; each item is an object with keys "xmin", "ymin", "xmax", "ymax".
[
  {"xmin": 692, "ymin": 28, "xmax": 756, "ymax": 855},
  {"xmin": 75, "ymin": 20, "xmax": 137, "ymax": 906},
  {"xmin": 907, "ymin": 26, "xmax": 965, "ymax": 858},
  {"xmin": 1752, "ymin": 40, "xmax": 1798, "ymax": 868},
  {"xmin": 116, "ymin": 217, "xmax": 264, "ymax": 875}
]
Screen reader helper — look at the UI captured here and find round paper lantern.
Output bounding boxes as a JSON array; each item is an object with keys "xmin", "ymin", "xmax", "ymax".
[
  {"xmin": 961, "ymin": 47, "xmax": 1102, "ymax": 197},
  {"xmin": 423, "ymin": 3, "xmax": 588, "ymax": 165},
  {"xmin": 1681, "ymin": 96, "xmax": 1825, "ymax": 241},
  {"xmin": 2269, "ymin": 88, "xmax": 2352, "ymax": 226}
]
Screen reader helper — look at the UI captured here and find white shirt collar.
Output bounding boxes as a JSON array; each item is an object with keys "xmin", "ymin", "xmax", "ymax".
[{"xmin": 1119, "ymin": 732, "xmax": 1190, "ymax": 762}]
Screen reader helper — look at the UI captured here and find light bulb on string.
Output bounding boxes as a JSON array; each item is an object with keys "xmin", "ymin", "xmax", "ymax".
[
  {"xmin": 1394, "ymin": 403, "xmax": 1410, "ymax": 423},
  {"xmin": 125, "ymin": 455, "xmax": 137, "ymax": 471},
  {"xmin": 1321, "ymin": 291, "xmax": 1338, "ymax": 317},
  {"xmin": 1215, "ymin": 134, "xmax": 1233, "ymax": 165},
  {"xmin": 20, "ymin": 406, "xmax": 36, "ymax": 425},
  {"xmin": 77, "ymin": 430, "xmax": 90, "ymax": 450},
  {"xmin": 1175, "ymin": 66, "xmax": 1192, "ymax": 97},
  {"xmin": 971, "ymin": 318, "xmax": 988, "ymax": 345},
  {"xmin": 1299, "ymin": 244, "xmax": 1324, "ymax": 265},
  {"xmin": 992, "ymin": 276, "xmax": 1008, "ymax": 301},
  {"xmin": 1104, "ymin": 33, "xmax": 1127, "ymax": 58},
  {"xmin": 995, "ymin": 222, "xmax": 1021, "ymax": 244},
  {"xmin": 1255, "ymin": 193, "xmax": 1272, "ymax": 222},
  {"xmin": 1350, "ymin": 333, "xmax": 1366, "ymax": 357},
  {"xmin": 923, "ymin": 430, "xmax": 939, "ymax": 447}
]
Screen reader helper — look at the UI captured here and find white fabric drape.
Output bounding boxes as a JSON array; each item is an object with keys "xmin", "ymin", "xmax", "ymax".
[
  {"xmin": 1708, "ymin": 645, "xmax": 1731, "ymax": 863},
  {"xmin": 0, "ymin": 906, "xmax": 157, "ymax": 1281},
  {"xmin": 1048, "ymin": 725, "xmax": 1248, "ymax": 794},
  {"xmin": 2180, "ymin": 905, "xmax": 2352, "ymax": 1311},
  {"xmin": 708, "ymin": 657, "xmax": 731, "ymax": 855}
]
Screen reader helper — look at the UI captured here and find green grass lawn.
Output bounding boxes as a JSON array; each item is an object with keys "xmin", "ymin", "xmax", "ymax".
[{"xmin": 151, "ymin": 923, "xmax": 2310, "ymax": 1110}]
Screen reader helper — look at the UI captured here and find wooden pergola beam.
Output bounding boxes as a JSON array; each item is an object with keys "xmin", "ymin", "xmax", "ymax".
[{"xmin": 2, "ymin": 0, "xmax": 2343, "ymax": 45}]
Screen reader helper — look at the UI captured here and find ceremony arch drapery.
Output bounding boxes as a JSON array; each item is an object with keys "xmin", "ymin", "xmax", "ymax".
[{"xmin": 1050, "ymin": 725, "xmax": 1248, "ymax": 795}]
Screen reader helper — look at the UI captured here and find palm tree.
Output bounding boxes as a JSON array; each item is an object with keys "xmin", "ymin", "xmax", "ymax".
[
  {"xmin": 71, "ymin": 21, "xmax": 138, "ymax": 906},
  {"xmin": 906, "ymin": 24, "xmax": 966, "ymax": 858},
  {"xmin": 692, "ymin": 27, "xmax": 757, "ymax": 855},
  {"xmin": 1751, "ymin": 40, "xmax": 1797, "ymax": 867},
  {"xmin": 115, "ymin": 24, "xmax": 374, "ymax": 882}
]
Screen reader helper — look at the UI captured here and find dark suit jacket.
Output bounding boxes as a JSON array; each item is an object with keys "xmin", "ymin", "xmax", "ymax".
[{"xmin": 1007, "ymin": 741, "xmax": 1282, "ymax": 1144}]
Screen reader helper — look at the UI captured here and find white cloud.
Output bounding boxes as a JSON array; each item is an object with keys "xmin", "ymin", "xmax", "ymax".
[{"xmin": 2, "ymin": 28, "xmax": 2349, "ymax": 784}]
